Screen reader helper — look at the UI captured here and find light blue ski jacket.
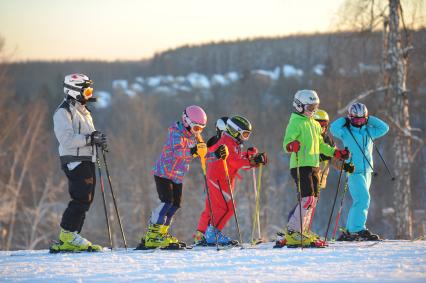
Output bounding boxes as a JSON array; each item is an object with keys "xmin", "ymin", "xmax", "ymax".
[{"xmin": 330, "ymin": 116, "xmax": 389, "ymax": 174}]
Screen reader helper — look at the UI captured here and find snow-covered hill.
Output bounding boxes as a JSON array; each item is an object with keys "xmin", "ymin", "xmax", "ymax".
[{"xmin": 1, "ymin": 241, "xmax": 425, "ymax": 282}]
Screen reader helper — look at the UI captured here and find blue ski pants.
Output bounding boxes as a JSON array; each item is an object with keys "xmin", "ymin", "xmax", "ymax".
[{"xmin": 346, "ymin": 172, "xmax": 372, "ymax": 233}]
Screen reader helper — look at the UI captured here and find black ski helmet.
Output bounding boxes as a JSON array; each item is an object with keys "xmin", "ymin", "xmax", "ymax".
[{"xmin": 226, "ymin": 115, "xmax": 252, "ymax": 142}]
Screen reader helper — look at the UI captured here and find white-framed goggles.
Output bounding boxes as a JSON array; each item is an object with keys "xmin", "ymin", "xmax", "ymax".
[
  {"xmin": 183, "ymin": 114, "xmax": 205, "ymax": 133},
  {"xmin": 227, "ymin": 119, "xmax": 251, "ymax": 140}
]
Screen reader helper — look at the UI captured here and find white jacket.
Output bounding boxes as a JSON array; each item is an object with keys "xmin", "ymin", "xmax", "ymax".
[{"xmin": 53, "ymin": 99, "xmax": 96, "ymax": 164}]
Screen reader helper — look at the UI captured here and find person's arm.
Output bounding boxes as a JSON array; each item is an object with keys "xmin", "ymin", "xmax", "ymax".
[
  {"xmin": 53, "ymin": 109, "xmax": 88, "ymax": 149},
  {"xmin": 366, "ymin": 116, "xmax": 389, "ymax": 139},
  {"xmin": 329, "ymin": 117, "xmax": 348, "ymax": 141},
  {"xmin": 283, "ymin": 119, "xmax": 300, "ymax": 153}
]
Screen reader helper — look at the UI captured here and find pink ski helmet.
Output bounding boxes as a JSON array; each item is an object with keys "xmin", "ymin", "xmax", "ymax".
[{"xmin": 182, "ymin": 105, "xmax": 207, "ymax": 133}]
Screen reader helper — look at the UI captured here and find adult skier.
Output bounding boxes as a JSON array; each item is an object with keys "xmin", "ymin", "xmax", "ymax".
[
  {"xmin": 195, "ymin": 115, "xmax": 267, "ymax": 246},
  {"xmin": 136, "ymin": 106, "xmax": 227, "ymax": 249},
  {"xmin": 330, "ymin": 102, "xmax": 389, "ymax": 241},
  {"xmin": 282, "ymin": 90, "xmax": 350, "ymax": 248},
  {"xmin": 50, "ymin": 73, "xmax": 106, "ymax": 252}
]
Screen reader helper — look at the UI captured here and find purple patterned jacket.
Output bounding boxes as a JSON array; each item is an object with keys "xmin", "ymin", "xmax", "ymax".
[{"xmin": 152, "ymin": 121, "xmax": 198, "ymax": 184}]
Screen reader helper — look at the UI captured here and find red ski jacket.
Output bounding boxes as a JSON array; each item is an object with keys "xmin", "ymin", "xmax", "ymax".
[{"xmin": 206, "ymin": 133, "xmax": 254, "ymax": 192}]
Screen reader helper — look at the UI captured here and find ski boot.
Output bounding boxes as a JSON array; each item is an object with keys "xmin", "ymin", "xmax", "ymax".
[
  {"xmin": 193, "ymin": 230, "xmax": 207, "ymax": 246},
  {"xmin": 273, "ymin": 231, "xmax": 287, "ymax": 248},
  {"xmin": 204, "ymin": 225, "xmax": 238, "ymax": 246},
  {"xmin": 49, "ymin": 229, "xmax": 102, "ymax": 253},
  {"xmin": 160, "ymin": 224, "xmax": 187, "ymax": 248},
  {"xmin": 305, "ymin": 230, "xmax": 328, "ymax": 246},
  {"xmin": 336, "ymin": 228, "xmax": 359, "ymax": 241},
  {"xmin": 140, "ymin": 223, "xmax": 169, "ymax": 249},
  {"xmin": 355, "ymin": 229, "xmax": 381, "ymax": 241},
  {"xmin": 285, "ymin": 229, "xmax": 326, "ymax": 248}
]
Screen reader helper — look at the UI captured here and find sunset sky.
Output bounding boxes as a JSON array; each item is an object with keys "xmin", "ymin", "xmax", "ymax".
[{"xmin": 0, "ymin": 0, "xmax": 423, "ymax": 61}]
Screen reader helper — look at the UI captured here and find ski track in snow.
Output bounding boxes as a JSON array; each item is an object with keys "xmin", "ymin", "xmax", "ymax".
[{"xmin": 0, "ymin": 241, "xmax": 425, "ymax": 282}]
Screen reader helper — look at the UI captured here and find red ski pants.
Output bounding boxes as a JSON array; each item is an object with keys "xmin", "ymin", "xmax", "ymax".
[{"xmin": 197, "ymin": 177, "xmax": 234, "ymax": 232}]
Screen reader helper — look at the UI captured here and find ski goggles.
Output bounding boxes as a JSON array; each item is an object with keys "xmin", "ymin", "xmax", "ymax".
[
  {"xmin": 240, "ymin": 130, "xmax": 251, "ymax": 140},
  {"xmin": 82, "ymin": 87, "xmax": 93, "ymax": 100},
  {"xmin": 191, "ymin": 124, "xmax": 205, "ymax": 133},
  {"xmin": 316, "ymin": 120, "xmax": 329, "ymax": 128},
  {"xmin": 350, "ymin": 117, "xmax": 368, "ymax": 125}
]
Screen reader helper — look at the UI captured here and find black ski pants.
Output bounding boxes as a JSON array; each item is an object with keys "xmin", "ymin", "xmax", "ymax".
[
  {"xmin": 60, "ymin": 161, "xmax": 96, "ymax": 232},
  {"xmin": 290, "ymin": 166, "xmax": 320, "ymax": 197}
]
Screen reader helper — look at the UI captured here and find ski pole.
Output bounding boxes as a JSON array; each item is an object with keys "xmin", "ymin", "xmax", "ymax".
[
  {"xmin": 324, "ymin": 160, "xmax": 345, "ymax": 242},
  {"xmin": 102, "ymin": 149, "xmax": 128, "ymax": 250},
  {"xmin": 223, "ymin": 159, "xmax": 244, "ymax": 248},
  {"xmin": 95, "ymin": 145, "xmax": 113, "ymax": 251},
  {"xmin": 196, "ymin": 134, "xmax": 219, "ymax": 250},
  {"xmin": 251, "ymin": 165, "xmax": 263, "ymax": 244},
  {"xmin": 256, "ymin": 164, "xmax": 263, "ymax": 240},
  {"xmin": 308, "ymin": 162, "xmax": 329, "ymax": 231},
  {"xmin": 366, "ymin": 130, "xmax": 395, "ymax": 181},
  {"xmin": 295, "ymin": 152, "xmax": 303, "ymax": 249},
  {"xmin": 332, "ymin": 175, "xmax": 349, "ymax": 240},
  {"xmin": 346, "ymin": 126, "xmax": 376, "ymax": 175}
]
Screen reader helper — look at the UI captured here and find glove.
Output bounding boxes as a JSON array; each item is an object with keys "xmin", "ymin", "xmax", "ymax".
[
  {"xmin": 246, "ymin": 147, "xmax": 258, "ymax": 157},
  {"xmin": 343, "ymin": 163, "xmax": 355, "ymax": 173},
  {"xmin": 190, "ymin": 142, "xmax": 207, "ymax": 157},
  {"xmin": 89, "ymin": 131, "xmax": 107, "ymax": 149},
  {"xmin": 214, "ymin": 144, "xmax": 229, "ymax": 160},
  {"xmin": 286, "ymin": 140, "xmax": 300, "ymax": 153},
  {"xmin": 334, "ymin": 148, "xmax": 350, "ymax": 160},
  {"xmin": 251, "ymin": 152, "xmax": 268, "ymax": 165}
]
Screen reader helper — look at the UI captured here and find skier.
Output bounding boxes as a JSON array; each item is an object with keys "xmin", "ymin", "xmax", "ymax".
[
  {"xmin": 136, "ymin": 106, "xmax": 227, "ymax": 249},
  {"xmin": 50, "ymin": 74, "xmax": 106, "ymax": 252},
  {"xmin": 193, "ymin": 117, "xmax": 228, "ymax": 245},
  {"xmin": 281, "ymin": 90, "xmax": 350, "ymax": 248},
  {"xmin": 308, "ymin": 109, "xmax": 354, "ymax": 237},
  {"xmin": 195, "ymin": 115, "xmax": 267, "ymax": 246},
  {"xmin": 330, "ymin": 102, "xmax": 389, "ymax": 241}
]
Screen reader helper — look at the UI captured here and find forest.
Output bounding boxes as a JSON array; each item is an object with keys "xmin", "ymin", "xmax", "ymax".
[{"xmin": 0, "ymin": 27, "xmax": 425, "ymax": 250}]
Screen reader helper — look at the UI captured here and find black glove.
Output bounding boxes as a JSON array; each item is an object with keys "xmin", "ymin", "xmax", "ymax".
[
  {"xmin": 89, "ymin": 131, "xmax": 107, "ymax": 149},
  {"xmin": 214, "ymin": 144, "xmax": 229, "ymax": 160},
  {"xmin": 252, "ymin": 152, "xmax": 268, "ymax": 165},
  {"xmin": 343, "ymin": 163, "xmax": 355, "ymax": 173}
]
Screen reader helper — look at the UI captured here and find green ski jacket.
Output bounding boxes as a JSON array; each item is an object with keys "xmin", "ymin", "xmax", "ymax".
[{"xmin": 283, "ymin": 113, "xmax": 335, "ymax": 169}]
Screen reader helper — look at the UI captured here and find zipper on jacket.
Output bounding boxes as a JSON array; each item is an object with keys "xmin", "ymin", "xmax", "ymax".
[{"xmin": 77, "ymin": 121, "xmax": 81, "ymax": 156}]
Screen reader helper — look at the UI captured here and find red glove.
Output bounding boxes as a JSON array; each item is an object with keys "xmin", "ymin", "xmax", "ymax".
[
  {"xmin": 334, "ymin": 148, "xmax": 350, "ymax": 160},
  {"xmin": 286, "ymin": 141, "xmax": 300, "ymax": 153},
  {"xmin": 246, "ymin": 147, "xmax": 258, "ymax": 157}
]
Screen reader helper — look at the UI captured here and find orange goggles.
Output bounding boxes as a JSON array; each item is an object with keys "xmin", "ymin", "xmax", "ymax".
[
  {"xmin": 317, "ymin": 120, "xmax": 328, "ymax": 128},
  {"xmin": 191, "ymin": 124, "xmax": 205, "ymax": 133},
  {"xmin": 241, "ymin": 130, "xmax": 251, "ymax": 140},
  {"xmin": 82, "ymin": 87, "xmax": 93, "ymax": 99}
]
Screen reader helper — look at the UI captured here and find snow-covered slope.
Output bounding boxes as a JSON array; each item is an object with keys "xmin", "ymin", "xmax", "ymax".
[{"xmin": 1, "ymin": 241, "xmax": 425, "ymax": 282}]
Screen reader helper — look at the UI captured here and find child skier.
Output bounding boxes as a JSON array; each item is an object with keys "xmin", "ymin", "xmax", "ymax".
[
  {"xmin": 330, "ymin": 102, "xmax": 389, "ymax": 241},
  {"xmin": 136, "ymin": 105, "xmax": 226, "ymax": 249},
  {"xmin": 195, "ymin": 115, "xmax": 267, "ymax": 246},
  {"xmin": 51, "ymin": 74, "xmax": 106, "ymax": 252},
  {"xmin": 307, "ymin": 109, "xmax": 354, "ymax": 236},
  {"xmin": 282, "ymin": 90, "xmax": 350, "ymax": 248}
]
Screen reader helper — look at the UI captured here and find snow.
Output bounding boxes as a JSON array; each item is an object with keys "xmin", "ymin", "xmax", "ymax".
[
  {"xmin": 313, "ymin": 64, "xmax": 326, "ymax": 76},
  {"xmin": 282, "ymin": 65, "xmax": 304, "ymax": 78},
  {"xmin": 112, "ymin": 80, "xmax": 128, "ymax": 90},
  {"xmin": 94, "ymin": 91, "xmax": 112, "ymax": 108},
  {"xmin": 1, "ymin": 241, "xmax": 425, "ymax": 282},
  {"xmin": 187, "ymin": 73, "xmax": 211, "ymax": 89}
]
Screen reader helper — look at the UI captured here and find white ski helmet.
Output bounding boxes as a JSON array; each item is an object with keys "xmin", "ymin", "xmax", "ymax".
[
  {"xmin": 293, "ymin": 90, "xmax": 320, "ymax": 117},
  {"xmin": 348, "ymin": 102, "xmax": 368, "ymax": 118},
  {"xmin": 63, "ymin": 73, "xmax": 94, "ymax": 102}
]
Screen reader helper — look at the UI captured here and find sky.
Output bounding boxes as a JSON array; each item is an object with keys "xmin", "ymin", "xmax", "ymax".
[{"xmin": 0, "ymin": 0, "xmax": 347, "ymax": 61}]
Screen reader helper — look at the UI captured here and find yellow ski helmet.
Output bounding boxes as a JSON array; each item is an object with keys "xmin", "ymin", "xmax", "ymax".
[{"xmin": 313, "ymin": 109, "xmax": 329, "ymax": 121}]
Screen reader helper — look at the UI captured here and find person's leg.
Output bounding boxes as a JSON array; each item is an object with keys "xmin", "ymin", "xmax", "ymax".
[
  {"xmin": 150, "ymin": 176, "xmax": 174, "ymax": 225},
  {"xmin": 60, "ymin": 162, "xmax": 96, "ymax": 233},
  {"xmin": 346, "ymin": 173, "xmax": 369, "ymax": 233}
]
